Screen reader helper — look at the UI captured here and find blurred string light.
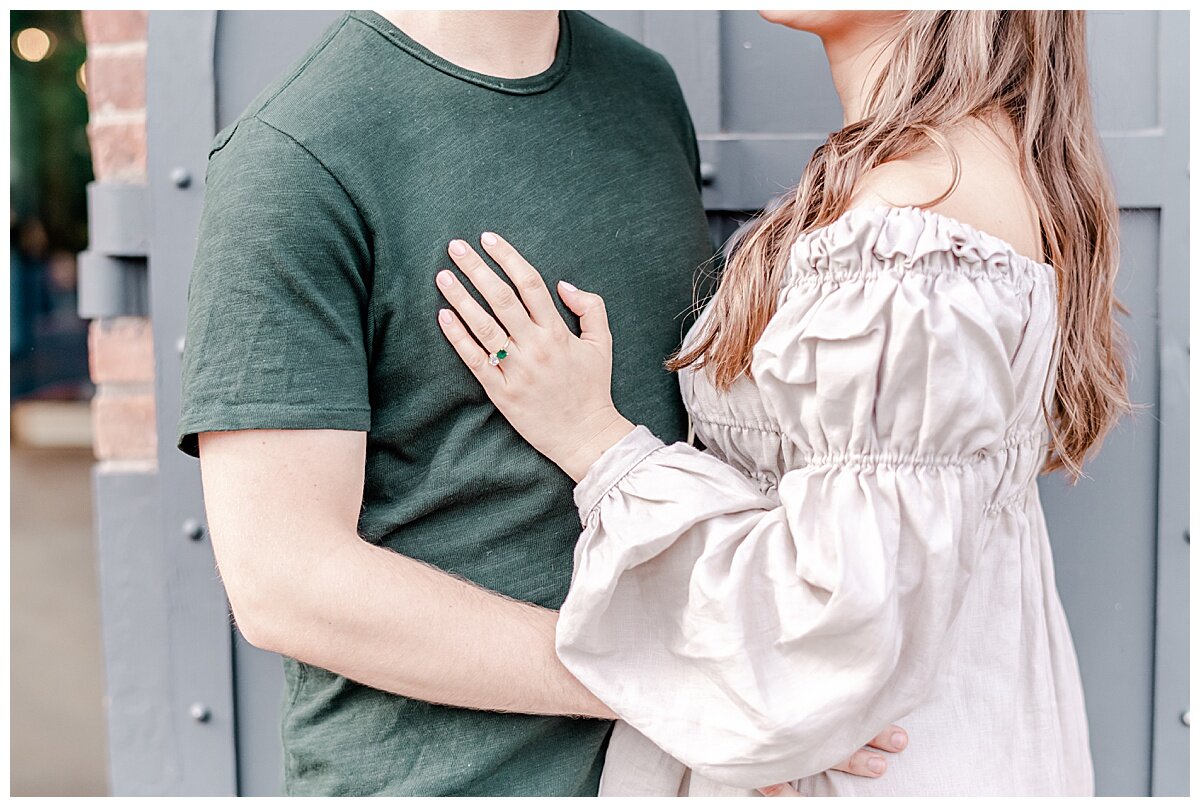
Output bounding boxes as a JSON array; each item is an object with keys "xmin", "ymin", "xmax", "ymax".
[
  {"xmin": 76, "ymin": 62, "xmax": 87, "ymax": 93},
  {"xmin": 13, "ymin": 27, "xmax": 56, "ymax": 62}
]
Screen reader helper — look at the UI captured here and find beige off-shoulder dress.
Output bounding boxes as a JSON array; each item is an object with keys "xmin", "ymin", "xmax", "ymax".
[{"xmin": 555, "ymin": 205, "xmax": 1094, "ymax": 796}]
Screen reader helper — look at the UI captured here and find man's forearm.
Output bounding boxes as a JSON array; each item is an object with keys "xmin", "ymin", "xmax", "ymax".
[
  {"xmin": 234, "ymin": 531, "xmax": 615, "ymax": 719},
  {"xmin": 198, "ymin": 428, "xmax": 609, "ymax": 720}
]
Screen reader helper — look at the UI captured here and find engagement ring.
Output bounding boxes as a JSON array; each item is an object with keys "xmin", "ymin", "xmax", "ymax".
[{"xmin": 488, "ymin": 338, "xmax": 512, "ymax": 367}]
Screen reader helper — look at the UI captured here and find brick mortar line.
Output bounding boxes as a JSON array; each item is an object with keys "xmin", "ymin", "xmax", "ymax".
[
  {"xmin": 87, "ymin": 41, "xmax": 148, "ymax": 58},
  {"xmin": 93, "ymin": 382, "xmax": 155, "ymax": 397},
  {"xmin": 95, "ymin": 458, "xmax": 158, "ymax": 474},
  {"xmin": 89, "ymin": 109, "xmax": 147, "ymax": 126}
]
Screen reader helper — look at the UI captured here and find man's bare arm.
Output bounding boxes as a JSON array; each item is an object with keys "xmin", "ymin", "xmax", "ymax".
[{"xmin": 198, "ymin": 427, "xmax": 614, "ymax": 719}]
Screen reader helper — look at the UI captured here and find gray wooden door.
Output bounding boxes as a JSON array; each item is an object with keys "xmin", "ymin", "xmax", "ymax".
[{"xmin": 133, "ymin": 10, "xmax": 1186, "ymax": 796}]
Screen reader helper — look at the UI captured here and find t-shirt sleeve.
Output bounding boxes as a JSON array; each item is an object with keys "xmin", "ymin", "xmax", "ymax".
[{"xmin": 176, "ymin": 115, "xmax": 372, "ymax": 458}]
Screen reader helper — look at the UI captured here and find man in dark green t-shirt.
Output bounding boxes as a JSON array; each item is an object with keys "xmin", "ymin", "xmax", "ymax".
[
  {"xmin": 178, "ymin": 10, "xmax": 901, "ymax": 797},
  {"xmin": 179, "ymin": 10, "xmax": 711, "ymax": 796}
]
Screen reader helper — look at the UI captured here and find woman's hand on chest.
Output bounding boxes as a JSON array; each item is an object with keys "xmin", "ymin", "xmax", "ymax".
[{"xmin": 435, "ymin": 231, "xmax": 634, "ymax": 482}]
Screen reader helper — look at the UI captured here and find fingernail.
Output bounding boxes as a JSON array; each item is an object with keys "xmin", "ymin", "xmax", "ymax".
[
  {"xmin": 481, "ymin": 231, "xmax": 498, "ymax": 246},
  {"xmin": 891, "ymin": 731, "xmax": 907, "ymax": 749},
  {"xmin": 436, "ymin": 270, "xmax": 454, "ymax": 289},
  {"xmin": 438, "ymin": 308, "xmax": 453, "ymax": 325},
  {"xmin": 559, "ymin": 280, "xmax": 578, "ymax": 293},
  {"xmin": 448, "ymin": 239, "xmax": 468, "ymax": 256},
  {"xmin": 867, "ymin": 757, "xmax": 886, "ymax": 775}
]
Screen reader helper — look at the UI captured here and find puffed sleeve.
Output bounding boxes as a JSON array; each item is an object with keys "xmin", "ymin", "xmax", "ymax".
[{"xmin": 555, "ymin": 222, "xmax": 1038, "ymax": 789}]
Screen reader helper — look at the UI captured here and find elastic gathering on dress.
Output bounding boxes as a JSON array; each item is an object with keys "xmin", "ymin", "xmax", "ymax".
[{"xmin": 556, "ymin": 205, "xmax": 1091, "ymax": 797}]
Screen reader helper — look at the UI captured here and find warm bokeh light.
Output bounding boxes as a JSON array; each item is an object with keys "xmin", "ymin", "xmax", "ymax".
[
  {"xmin": 13, "ymin": 27, "xmax": 55, "ymax": 62},
  {"xmin": 76, "ymin": 62, "xmax": 87, "ymax": 93}
]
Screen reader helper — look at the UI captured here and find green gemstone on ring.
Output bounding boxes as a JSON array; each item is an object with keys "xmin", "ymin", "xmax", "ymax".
[{"xmin": 488, "ymin": 347, "xmax": 509, "ymax": 366}]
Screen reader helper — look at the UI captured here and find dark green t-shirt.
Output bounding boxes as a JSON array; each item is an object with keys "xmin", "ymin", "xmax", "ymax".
[{"xmin": 178, "ymin": 10, "xmax": 713, "ymax": 797}]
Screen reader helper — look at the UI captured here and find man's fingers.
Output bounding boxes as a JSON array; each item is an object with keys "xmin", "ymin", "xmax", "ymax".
[
  {"xmin": 865, "ymin": 724, "xmax": 908, "ymax": 753},
  {"xmin": 828, "ymin": 724, "xmax": 907, "ymax": 779},
  {"xmin": 757, "ymin": 782, "xmax": 802, "ymax": 797},
  {"xmin": 447, "ymin": 239, "xmax": 533, "ymax": 338},
  {"xmin": 829, "ymin": 747, "xmax": 888, "ymax": 778},
  {"xmin": 478, "ymin": 231, "xmax": 560, "ymax": 326}
]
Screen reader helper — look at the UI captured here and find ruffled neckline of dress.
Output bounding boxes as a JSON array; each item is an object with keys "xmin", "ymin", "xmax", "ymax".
[{"xmin": 784, "ymin": 205, "xmax": 1055, "ymax": 287}]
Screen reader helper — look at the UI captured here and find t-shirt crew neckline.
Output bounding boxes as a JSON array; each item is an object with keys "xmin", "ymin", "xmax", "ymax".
[{"xmin": 349, "ymin": 10, "xmax": 573, "ymax": 95}]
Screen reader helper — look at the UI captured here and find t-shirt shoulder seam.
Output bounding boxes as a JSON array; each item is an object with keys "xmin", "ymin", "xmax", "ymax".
[
  {"xmin": 246, "ymin": 114, "xmax": 372, "ymax": 236},
  {"xmin": 256, "ymin": 13, "xmax": 351, "ymax": 117},
  {"xmin": 570, "ymin": 11, "xmax": 669, "ymax": 69},
  {"xmin": 568, "ymin": 10, "xmax": 603, "ymax": 27},
  {"xmin": 345, "ymin": 9, "xmax": 400, "ymax": 48}
]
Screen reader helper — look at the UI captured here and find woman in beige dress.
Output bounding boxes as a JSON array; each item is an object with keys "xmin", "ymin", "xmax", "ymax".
[{"xmin": 433, "ymin": 10, "xmax": 1128, "ymax": 796}]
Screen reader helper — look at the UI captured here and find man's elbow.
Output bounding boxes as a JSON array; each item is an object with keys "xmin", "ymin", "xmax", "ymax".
[
  {"xmin": 227, "ymin": 593, "xmax": 286, "ymax": 653},
  {"xmin": 216, "ymin": 544, "xmax": 309, "ymax": 656}
]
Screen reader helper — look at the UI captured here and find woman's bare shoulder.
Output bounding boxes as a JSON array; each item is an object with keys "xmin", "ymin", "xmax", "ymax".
[{"xmin": 848, "ymin": 116, "xmax": 1044, "ymax": 261}]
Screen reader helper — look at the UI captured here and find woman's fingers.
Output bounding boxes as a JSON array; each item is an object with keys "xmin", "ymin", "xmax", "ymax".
[
  {"xmin": 447, "ymin": 239, "xmax": 533, "ymax": 338},
  {"xmin": 478, "ymin": 231, "xmax": 560, "ymax": 326},
  {"xmin": 557, "ymin": 281, "xmax": 611, "ymax": 345},
  {"xmin": 758, "ymin": 782, "xmax": 802, "ymax": 797},
  {"xmin": 436, "ymin": 308, "xmax": 504, "ymax": 390},
  {"xmin": 865, "ymin": 724, "xmax": 908, "ymax": 754},
  {"xmin": 436, "ymin": 270, "xmax": 511, "ymax": 353},
  {"xmin": 829, "ymin": 747, "xmax": 888, "ymax": 778}
]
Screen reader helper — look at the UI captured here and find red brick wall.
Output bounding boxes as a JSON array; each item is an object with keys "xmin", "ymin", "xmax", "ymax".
[{"xmin": 81, "ymin": 11, "xmax": 157, "ymax": 461}]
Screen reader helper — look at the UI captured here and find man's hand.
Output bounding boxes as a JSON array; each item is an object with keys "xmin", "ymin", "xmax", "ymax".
[{"xmin": 758, "ymin": 724, "xmax": 909, "ymax": 796}]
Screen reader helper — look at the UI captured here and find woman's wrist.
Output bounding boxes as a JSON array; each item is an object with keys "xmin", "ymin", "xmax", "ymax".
[{"xmin": 557, "ymin": 409, "xmax": 636, "ymax": 483}]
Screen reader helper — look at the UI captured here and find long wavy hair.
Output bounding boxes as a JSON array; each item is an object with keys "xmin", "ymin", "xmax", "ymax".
[{"xmin": 668, "ymin": 11, "xmax": 1129, "ymax": 480}]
